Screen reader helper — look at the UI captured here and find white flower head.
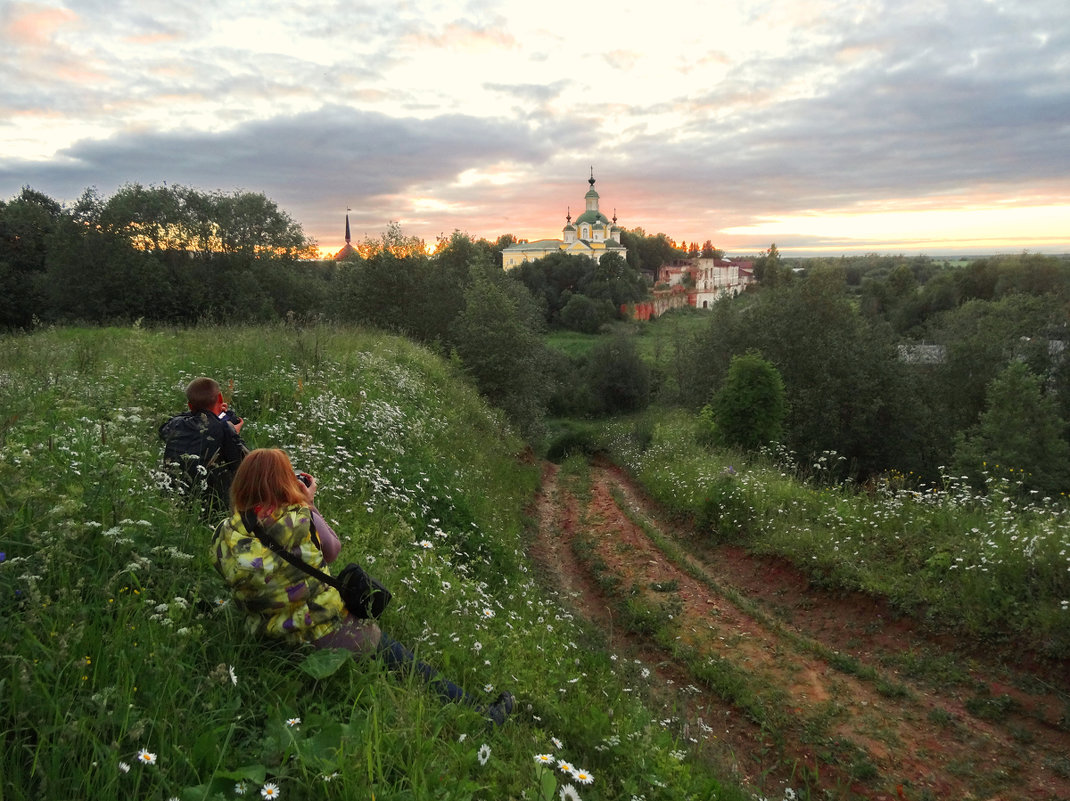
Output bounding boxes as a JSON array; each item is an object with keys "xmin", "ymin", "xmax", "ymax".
[
  {"xmin": 118, "ymin": 761, "xmax": 131, "ymax": 774},
  {"xmin": 260, "ymin": 781, "xmax": 281, "ymax": 799},
  {"xmin": 534, "ymin": 753, "xmax": 555, "ymax": 766},
  {"xmin": 286, "ymin": 717, "xmax": 301, "ymax": 728},
  {"xmin": 572, "ymin": 767, "xmax": 594, "ymax": 785},
  {"xmin": 477, "ymin": 743, "xmax": 491, "ymax": 766},
  {"xmin": 136, "ymin": 748, "xmax": 157, "ymax": 765},
  {"xmin": 228, "ymin": 665, "xmax": 238, "ymax": 685},
  {"xmin": 559, "ymin": 784, "xmax": 582, "ymax": 801}
]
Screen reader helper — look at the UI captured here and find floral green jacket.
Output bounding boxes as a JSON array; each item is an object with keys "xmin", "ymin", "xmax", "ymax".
[{"xmin": 211, "ymin": 504, "xmax": 344, "ymax": 643}]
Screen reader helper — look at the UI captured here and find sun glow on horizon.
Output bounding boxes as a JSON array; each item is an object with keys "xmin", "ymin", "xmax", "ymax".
[{"xmin": 722, "ymin": 204, "xmax": 1070, "ymax": 250}]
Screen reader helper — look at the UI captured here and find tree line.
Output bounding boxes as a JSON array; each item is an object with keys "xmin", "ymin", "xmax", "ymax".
[
  {"xmin": 679, "ymin": 251, "xmax": 1070, "ymax": 494},
  {"xmin": 0, "ymin": 185, "xmax": 667, "ymax": 437},
  {"xmin": 8, "ymin": 182, "xmax": 1070, "ymax": 492}
]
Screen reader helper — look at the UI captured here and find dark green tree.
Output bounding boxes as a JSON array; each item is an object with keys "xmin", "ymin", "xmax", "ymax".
[
  {"xmin": 512, "ymin": 252, "xmax": 594, "ymax": 325},
  {"xmin": 559, "ymin": 293, "xmax": 612, "ymax": 334},
  {"xmin": 581, "ymin": 251, "xmax": 647, "ymax": 311},
  {"xmin": 634, "ymin": 231, "xmax": 682, "ymax": 274},
  {"xmin": 926, "ymin": 293, "xmax": 1068, "ymax": 437},
  {"xmin": 708, "ymin": 351, "xmax": 786, "ymax": 450},
  {"xmin": 686, "ymin": 267, "xmax": 925, "ymax": 478},
  {"xmin": 0, "ymin": 188, "xmax": 61, "ymax": 326},
  {"xmin": 752, "ymin": 243, "xmax": 787, "ymax": 287},
  {"xmin": 953, "ymin": 362, "xmax": 1070, "ymax": 496},
  {"xmin": 451, "ymin": 269, "xmax": 550, "ymax": 437},
  {"xmin": 584, "ymin": 336, "xmax": 651, "ymax": 415}
]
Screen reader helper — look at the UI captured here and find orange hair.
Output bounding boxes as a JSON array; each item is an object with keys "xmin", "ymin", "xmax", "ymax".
[{"xmin": 230, "ymin": 448, "xmax": 307, "ymax": 513}]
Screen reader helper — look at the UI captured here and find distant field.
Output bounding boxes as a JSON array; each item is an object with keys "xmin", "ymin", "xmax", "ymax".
[{"xmin": 545, "ymin": 308, "xmax": 712, "ymax": 360}]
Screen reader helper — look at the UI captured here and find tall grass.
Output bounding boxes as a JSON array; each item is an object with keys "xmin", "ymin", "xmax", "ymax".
[
  {"xmin": 0, "ymin": 325, "xmax": 747, "ymax": 801},
  {"xmin": 604, "ymin": 409, "xmax": 1070, "ymax": 659}
]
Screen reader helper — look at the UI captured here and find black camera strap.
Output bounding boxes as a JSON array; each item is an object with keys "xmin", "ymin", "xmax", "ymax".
[{"xmin": 239, "ymin": 510, "xmax": 341, "ymax": 591}]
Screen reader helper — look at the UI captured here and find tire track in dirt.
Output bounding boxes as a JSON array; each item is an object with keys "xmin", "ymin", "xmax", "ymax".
[{"xmin": 530, "ymin": 460, "xmax": 1070, "ymax": 801}]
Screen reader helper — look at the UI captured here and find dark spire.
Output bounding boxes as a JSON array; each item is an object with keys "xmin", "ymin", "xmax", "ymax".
[
  {"xmin": 344, "ymin": 207, "xmax": 351, "ymax": 244},
  {"xmin": 589, "ymin": 166, "xmax": 595, "ymax": 187},
  {"xmin": 566, "ymin": 206, "xmax": 571, "ymax": 223}
]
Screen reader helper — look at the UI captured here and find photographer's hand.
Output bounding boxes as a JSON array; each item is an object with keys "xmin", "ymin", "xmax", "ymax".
[{"xmin": 299, "ymin": 473, "xmax": 317, "ymax": 503}]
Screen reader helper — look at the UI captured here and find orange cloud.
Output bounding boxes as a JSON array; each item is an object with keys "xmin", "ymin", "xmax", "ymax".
[
  {"xmin": 55, "ymin": 63, "xmax": 108, "ymax": 84},
  {"xmin": 124, "ymin": 31, "xmax": 182, "ymax": 46},
  {"xmin": 405, "ymin": 22, "xmax": 516, "ymax": 53},
  {"xmin": 4, "ymin": 4, "xmax": 77, "ymax": 46}
]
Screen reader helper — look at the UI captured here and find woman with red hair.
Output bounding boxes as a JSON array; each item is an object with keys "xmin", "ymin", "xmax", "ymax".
[{"xmin": 211, "ymin": 448, "xmax": 513, "ymax": 725}]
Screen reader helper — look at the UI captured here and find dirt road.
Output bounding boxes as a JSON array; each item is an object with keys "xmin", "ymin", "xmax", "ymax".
[{"xmin": 529, "ymin": 460, "xmax": 1070, "ymax": 801}]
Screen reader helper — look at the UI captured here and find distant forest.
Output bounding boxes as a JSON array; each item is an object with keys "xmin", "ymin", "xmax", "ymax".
[{"xmin": 6, "ymin": 183, "xmax": 1070, "ymax": 492}]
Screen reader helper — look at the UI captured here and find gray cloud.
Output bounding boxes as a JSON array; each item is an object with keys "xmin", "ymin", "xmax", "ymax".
[
  {"xmin": 0, "ymin": 104, "xmax": 577, "ymax": 239},
  {"xmin": 597, "ymin": 0, "xmax": 1070, "ymax": 229},
  {"xmin": 1, "ymin": 0, "xmax": 1068, "ymax": 254},
  {"xmin": 484, "ymin": 80, "xmax": 568, "ymax": 106}
]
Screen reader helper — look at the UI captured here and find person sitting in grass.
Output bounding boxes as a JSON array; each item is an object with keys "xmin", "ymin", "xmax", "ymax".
[
  {"xmin": 210, "ymin": 447, "xmax": 514, "ymax": 726},
  {"xmin": 159, "ymin": 376, "xmax": 249, "ymax": 516}
]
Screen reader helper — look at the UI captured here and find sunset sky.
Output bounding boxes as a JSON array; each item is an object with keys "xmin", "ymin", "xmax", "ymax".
[{"xmin": 1, "ymin": 0, "xmax": 1068, "ymax": 258}]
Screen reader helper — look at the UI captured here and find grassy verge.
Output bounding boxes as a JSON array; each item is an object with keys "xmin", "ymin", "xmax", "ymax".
[
  {"xmin": 600, "ymin": 409, "xmax": 1070, "ymax": 661},
  {"xmin": 0, "ymin": 325, "xmax": 743, "ymax": 801}
]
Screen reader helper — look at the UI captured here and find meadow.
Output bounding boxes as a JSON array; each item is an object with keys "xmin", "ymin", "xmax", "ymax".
[
  {"xmin": 603, "ymin": 410, "xmax": 1070, "ymax": 660},
  {"xmin": 0, "ymin": 325, "xmax": 745, "ymax": 801}
]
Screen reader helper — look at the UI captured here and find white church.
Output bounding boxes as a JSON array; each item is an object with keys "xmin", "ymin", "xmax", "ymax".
[{"xmin": 502, "ymin": 171, "xmax": 628, "ymax": 269}]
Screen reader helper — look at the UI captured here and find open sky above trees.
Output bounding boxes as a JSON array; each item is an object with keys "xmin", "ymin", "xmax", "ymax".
[{"xmin": 1, "ymin": 0, "xmax": 1068, "ymax": 258}]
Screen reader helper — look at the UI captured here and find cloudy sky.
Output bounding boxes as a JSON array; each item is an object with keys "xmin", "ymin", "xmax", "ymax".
[{"xmin": 1, "ymin": 0, "xmax": 1068, "ymax": 257}]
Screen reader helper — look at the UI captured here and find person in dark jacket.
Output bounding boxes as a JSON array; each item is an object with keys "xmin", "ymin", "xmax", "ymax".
[{"xmin": 159, "ymin": 376, "xmax": 249, "ymax": 516}]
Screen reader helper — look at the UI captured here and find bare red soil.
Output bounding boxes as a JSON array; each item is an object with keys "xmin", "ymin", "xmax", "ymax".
[{"xmin": 529, "ymin": 460, "xmax": 1070, "ymax": 801}]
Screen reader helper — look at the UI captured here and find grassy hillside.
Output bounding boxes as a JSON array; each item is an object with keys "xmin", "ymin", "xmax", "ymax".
[{"xmin": 0, "ymin": 325, "xmax": 744, "ymax": 801}]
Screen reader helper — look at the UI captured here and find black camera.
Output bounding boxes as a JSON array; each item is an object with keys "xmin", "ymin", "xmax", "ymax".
[
  {"xmin": 296, "ymin": 472, "xmax": 312, "ymax": 487},
  {"xmin": 217, "ymin": 408, "xmax": 240, "ymax": 425}
]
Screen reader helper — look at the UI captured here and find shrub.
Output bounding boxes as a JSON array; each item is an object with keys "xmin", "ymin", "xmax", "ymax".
[
  {"xmin": 585, "ymin": 335, "xmax": 651, "ymax": 416},
  {"xmin": 709, "ymin": 351, "xmax": 786, "ymax": 450}
]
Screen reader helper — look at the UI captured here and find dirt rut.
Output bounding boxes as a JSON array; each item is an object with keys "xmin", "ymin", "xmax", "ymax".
[{"xmin": 529, "ymin": 460, "xmax": 1070, "ymax": 801}]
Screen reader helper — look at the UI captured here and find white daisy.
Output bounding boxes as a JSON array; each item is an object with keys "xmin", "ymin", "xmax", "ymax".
[
  {"xmin": 260, "ymin": 782, "xmax": 281, "ymax": 799},
  {"xmin": 572, "ymin": 767, "xmax": 594, "ymax": 785},
  {"xmin": 559, "ymin": 784, "xmax": 582, "ymax": 801},
  {"xmin": 477, "ymin": 743, "xmax": 491, "ymax": 766},
  {"xmin": 136, "ymin": 748, "xmax": 156, "ymax": 765}
]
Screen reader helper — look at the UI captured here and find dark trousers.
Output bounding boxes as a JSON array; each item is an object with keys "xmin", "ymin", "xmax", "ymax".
[{"xmin": 376, "ymin": 632, "xmax": 475, "ymax": 707}]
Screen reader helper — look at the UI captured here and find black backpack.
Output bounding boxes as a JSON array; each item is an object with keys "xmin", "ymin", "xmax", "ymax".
[{"xmin": 159, "ymin": 411, "xmax": 242, "ymax": 514}]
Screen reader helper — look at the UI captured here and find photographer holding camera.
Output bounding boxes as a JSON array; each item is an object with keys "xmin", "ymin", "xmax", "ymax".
[
  {"xmin": 159, "ymin": 376, "xmax": 249, "ymax": 516},
  {"xmin": 212, "ymin": 448, "xmax": 514, "ymax": 726}
]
